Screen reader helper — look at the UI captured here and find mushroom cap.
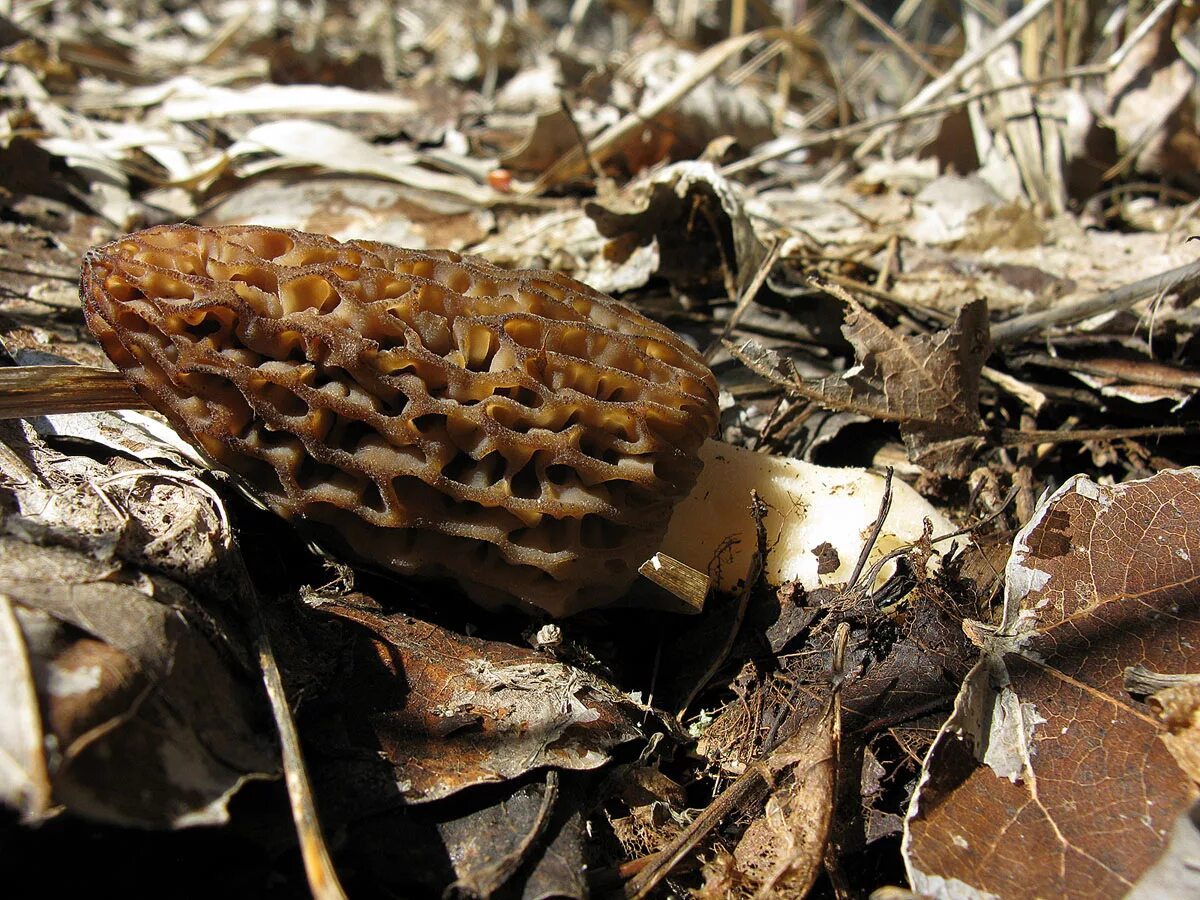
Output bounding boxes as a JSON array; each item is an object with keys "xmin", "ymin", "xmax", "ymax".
[{"xmin": 81, "ymin": 224, "xmax": 719, "ymax": 616}]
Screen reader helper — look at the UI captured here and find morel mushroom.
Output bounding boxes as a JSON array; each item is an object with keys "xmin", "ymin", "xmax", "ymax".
[{"xmin": 81, "ymin": 225, "xmax": 719, "ymax": 616}]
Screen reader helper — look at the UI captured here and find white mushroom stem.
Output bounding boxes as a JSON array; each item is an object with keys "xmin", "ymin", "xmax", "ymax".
[{"xmin": 658, "ymin": 440, "xmax": 959, "ymax": 596}]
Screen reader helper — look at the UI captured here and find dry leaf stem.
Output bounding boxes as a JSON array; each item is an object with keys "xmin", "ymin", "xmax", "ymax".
[
  {"xmin": 0, "ymin": 365, "xmax": 145, "ymax": 419},
  {"xmin": 992, "ymin": 257, "xmax": 1200, "ymax": 345},
  {"xmin": 250, "ymin": 590, "xmax": 349, "ymax": 900}
]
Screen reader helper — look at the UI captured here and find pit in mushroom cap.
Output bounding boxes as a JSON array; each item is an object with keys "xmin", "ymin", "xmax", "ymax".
[{"xmin": 80, "ymin": 224, "xmax": 720, "ymax": 616}]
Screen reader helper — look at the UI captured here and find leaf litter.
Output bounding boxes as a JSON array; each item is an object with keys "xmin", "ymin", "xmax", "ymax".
[{"xmin": 2, "ymin": 0, "xmax": 1200, "ymax": 897}]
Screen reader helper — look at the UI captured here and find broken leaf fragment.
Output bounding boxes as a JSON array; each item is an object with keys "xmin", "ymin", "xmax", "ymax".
[
  {"xmin": 731, "ymin": 295, "xmax": 991, "ymax": 473},
  {"xmin": 727, "ymin": 702, "xmax": 839, "ymax": 898},
  {"xmin": 904, "ymin": 468, "xmax": 1200, "ymax": 899}
]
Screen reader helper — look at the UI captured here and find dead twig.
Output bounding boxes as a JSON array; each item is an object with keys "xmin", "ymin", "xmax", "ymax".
[
  {"xmin": 705, "ymin": 237, "xmax": 783, "ymax": 363},
  {"xmin": 627, "ymin": 624, "xmax": 848, "ymax": 899},
  {"xmin": 848, "ymin": 467, "xmax": 894, "ymax": 591},
  {"xmin": 0, "ymin": 365, "xmax": 144, "ymax": 419},
  {"xmin": 841, "ymin": 0, "xmax": 941, "ymax": 78},
  {"xmin": 250, "ymin": 588, "xmax": 349, "ymax": 900},
  {"xmin": 997, "ymin": 424, "xmax": 1200, "ymax": 445},
  {"xmin": 991, "ymin": 258, "xmax": 1200, "ymax": 344}
]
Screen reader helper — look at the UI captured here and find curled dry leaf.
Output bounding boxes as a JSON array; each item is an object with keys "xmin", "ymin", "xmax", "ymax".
[
  {"xmin": 626, "ymin": 47, "xmax": 774, "ymax": 161},
  {"xmin": 504, "ymin": 47, "xmax": 773, "ymax": 180},
  {"xmin": 0, "ymin": 419, "xmax": 275, "ymax": 828},
  {"xmin": 905, "ymin": 468, "xmax": 1200, "ymax": 899},
  {"xmin": 585, "ymin": 161, "xmax": 767, "ymax": 296},
  {"xmin": 502, "ymin": 105, "xmax": 598, "ymax": 176},
  {"xmin": 439, "ymin": 772, "xmax": 587, "ymax": 900},
  {"xmin": 732, "ymin": 295, "xmax": 991, "ymax": 473},
  {"xmin": 303, "ymin": 592, "xmax": 642, "ymax": 804}
]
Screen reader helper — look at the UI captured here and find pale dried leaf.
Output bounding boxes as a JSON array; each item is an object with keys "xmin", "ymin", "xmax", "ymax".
[
  {"xmin": 0, "ymin": 593, "xmax": 51, "ymax": 820},
  {"xmin": 161, "ymin": 81, "xmax": 419, "ymax": 121},
  {"xmin": 227, "ymin": 120, "xmax": 500, "ymax": 205},
  {"xmin": 1106, "ymin": 7, "xmax": 1200, "ymax": 177}
]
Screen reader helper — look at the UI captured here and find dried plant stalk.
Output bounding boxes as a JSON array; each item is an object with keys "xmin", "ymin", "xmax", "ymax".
[{"xmin": 0, "ymin": 365, "xmax": 144, "ymax": 419}]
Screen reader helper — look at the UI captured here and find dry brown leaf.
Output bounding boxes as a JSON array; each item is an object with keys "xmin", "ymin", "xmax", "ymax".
[
  {"xmin": 729, "ymin": 703, "xmax": 839, "ymax": 898},
  {"xmin": 905, "ymin": 469, "xmax": 1200, "ymax": 898},
  {"xmin": 733, "ymin": 296, "xmax": 991, "ymax": 472},
  {"xmin": 302, "ymin": 591, "xmax": 642, "ymax": 803},
  {"xmin": 501, "ymin": 105, "xmax": 590, "ymax": 175},
  {"xmin": 342, "ymin": 770, "xmax": 590, "ymax": 899},
  {"xmin": 0, "ymin": 420, "xmax": 275, "ymax": 828}
]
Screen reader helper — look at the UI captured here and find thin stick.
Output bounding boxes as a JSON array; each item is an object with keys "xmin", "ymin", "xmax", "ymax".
[
  {"xmin": 848, "ymin": 468, "xmax": 893, "ymax": 590},
  {"xmin": 841, "ymin": 0, "xmax": 941, "ymax": 78},
  {"xmin": 1106, "ymin": 0, "xmax": 1180, "ymax": 71},
  {"xmin": 153, "ymin": 469, "xmax": 349, "ymax": 900},
  {"xmin": 530, "ymin": 28, "xmax": 776, "ymax": 192},
  {"xmin": 991, "ymin": 258, "xmax": 1200, "ymax": 344},
  {"xmin": 997, "ymin": 424, "xmax": 1200, "ymax": 445},
  {"xmin": 251, "ymin": 592, "xmax": 349, "ymax": 900},
  {"xmin": 558, "ymin": 93, "xmax": 603, "ymax": 181},
  {"xmin": 722, "ymin": 63, "xmax": 1107, "ymax": 177},
  {"xmin": 852, "ymin": 0, "xmax": 1055, "ymax": 160},
  {"xmin": 704, "ymin": 237, "xmax": 783, "ymax": 363},
  {"xmin": 0, "ymin": 365, "xmax": 144, "ymax": 419}
]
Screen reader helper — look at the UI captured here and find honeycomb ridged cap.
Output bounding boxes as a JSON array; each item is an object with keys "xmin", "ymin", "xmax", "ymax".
[{"xmin": 81, "ymin": 224, "xmax": 719, "ymax": 615}]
